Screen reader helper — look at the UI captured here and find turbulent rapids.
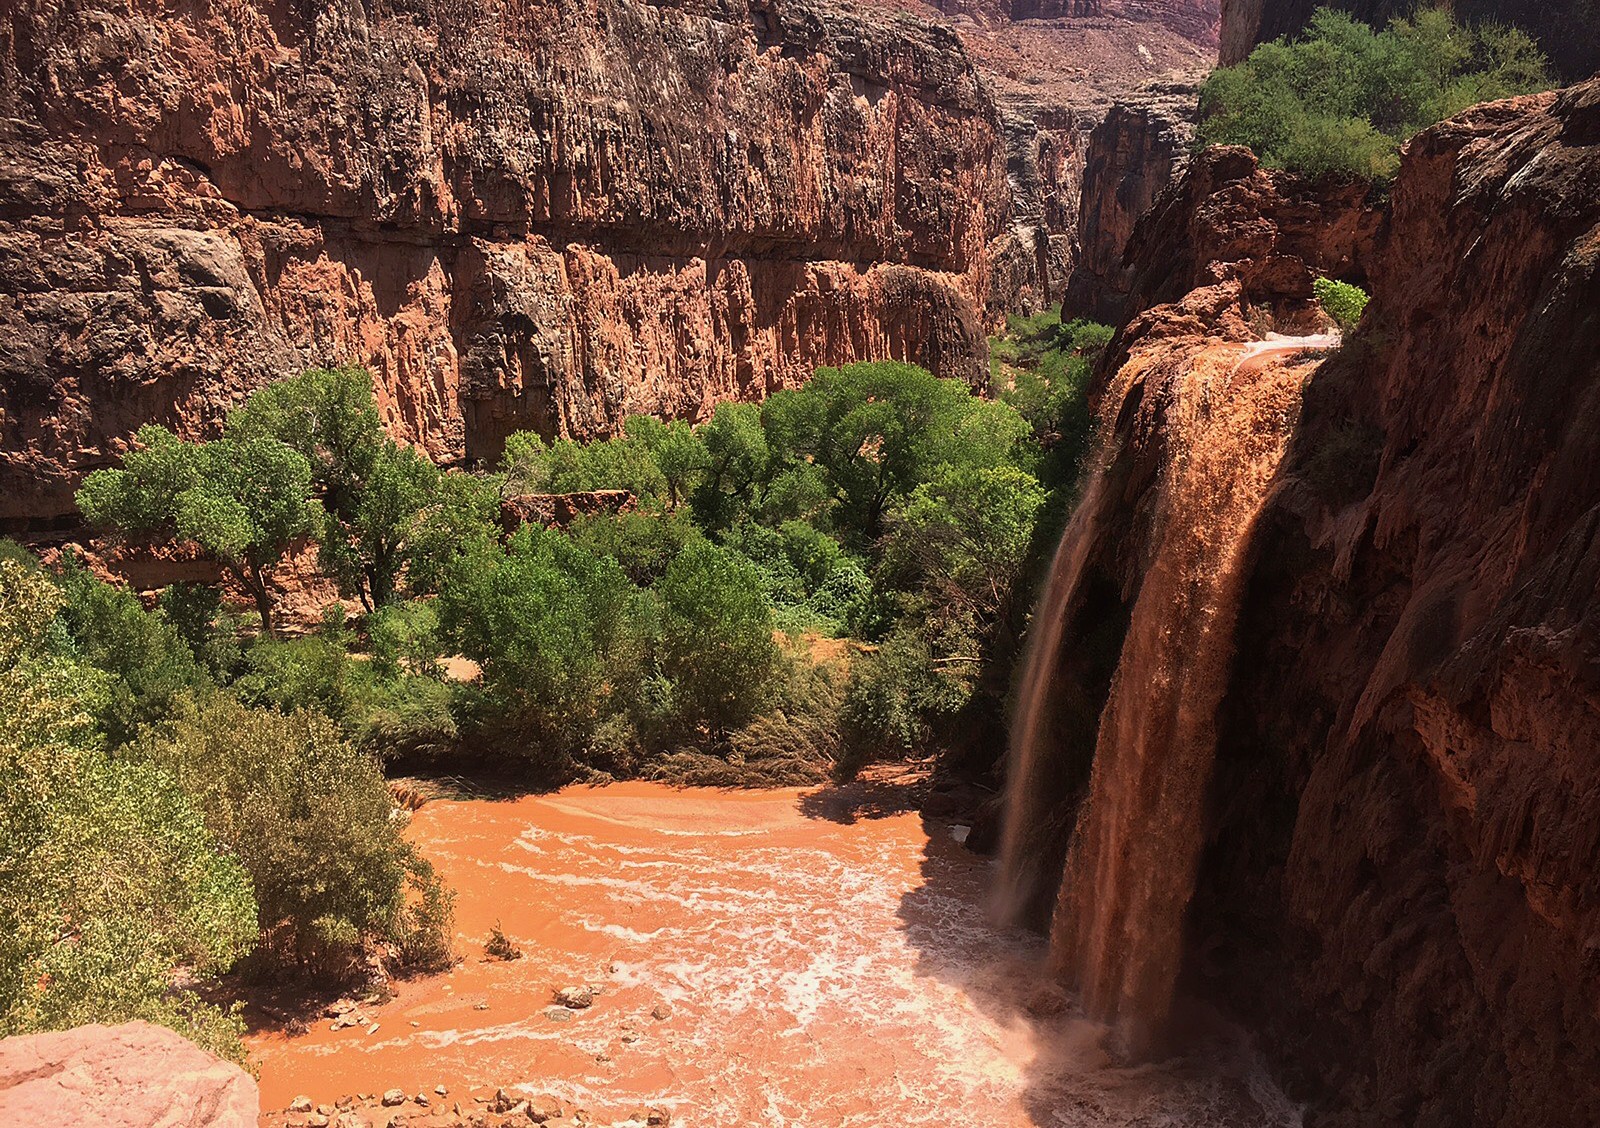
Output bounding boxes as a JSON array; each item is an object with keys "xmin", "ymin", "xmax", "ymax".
[
  {"xmin": 1001, "ymin": 335, "xmax": 1334, "ymax": 1056},
  {"xmin": 250, "ymin": 777, "xmax": 1298, "ymax": 1126}
]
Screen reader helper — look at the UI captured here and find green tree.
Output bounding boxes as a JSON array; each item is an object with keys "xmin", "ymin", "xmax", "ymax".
[
  {"xmin": 136, "ymin": 696, "xmax": 451, "ymax": 977},
  {"xmin": 405, "ymin": 470, "xmax": 505, "ymax": 596},
  {"xmin": 0, "ymin": 562, "xmax": 256, "ymax": 1059},
  {"xmin": 762, "ymin": 362, "xmax": 1028, "ymax": 541},
  {"xmin": 77, "ymin": 426, "xmax": 315, "ymax": 633},
  {"xmin": 657, "ymin": 540, "xmax": 779, "ymax": 735},
  {"xmin": 437, "ymin": 527, "xmax": 643, "ymax": 760},
  {"xmin": 690, "ymin": 402, "xmax": 773, "ymax": 530},
  {"xmin": 881, "ymin": 464, "xmax": 1047, "ymax": 635},
  {"xmin": 228, "ymin": 366, "xmax": 384, "ymax": 517},
  {"xmin": 1197, "ymin": 8, "xmax": 1551, "ymax": 181},
  {"xmin": 231, "ymin": 368, "xmax": 442, "ymax": 609},
  {"xmin": 318, "ymin": 442, "xmax": 441, "ymax": 608}
]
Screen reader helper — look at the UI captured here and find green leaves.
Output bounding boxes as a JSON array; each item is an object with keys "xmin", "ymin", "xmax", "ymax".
[
  {"xmin": 1197, "ymin": 7, "xmax": 1551, "ymax": 182},
  {"xmin": 658, "ymin": 540, "xmax": 779, "ymax": 735},
  {"xmin": 1314, "ymin": 276, "xmax": 1371, "ymax": 332},
  {"xmin": 0, "ymin": 562, "xmax": 256, "ymax": 1061},
  {"xmin": 136, "ymin": 697, "xmax": 447, "ymax": 977},
  {"xmin": 77, "ymin": 427, "xmax": 315, "ymax": 631}
]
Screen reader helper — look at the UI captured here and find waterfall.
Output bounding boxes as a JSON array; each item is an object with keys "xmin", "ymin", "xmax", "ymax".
[
  {"xmin": 1002, "ymin": 336, "xmax": 1325, "ymax": 1056},
  {"xmin": 993, "ymin": 458, "xmax": 1115, "ymax": 927}
]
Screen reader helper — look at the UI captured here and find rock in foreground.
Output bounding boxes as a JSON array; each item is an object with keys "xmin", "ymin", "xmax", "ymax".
[{"xmin": 0, "ymin": 1021, "xmax": 258, "ymax": 1128}]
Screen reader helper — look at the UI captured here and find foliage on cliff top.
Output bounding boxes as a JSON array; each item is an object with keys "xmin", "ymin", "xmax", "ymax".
[{"xmin": 1197, "ymin": 7, "xmax": 1551, "ymax": 181}]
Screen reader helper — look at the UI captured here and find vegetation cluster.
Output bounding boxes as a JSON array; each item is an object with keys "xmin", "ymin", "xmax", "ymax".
[
  {"xmin": 1, "ymin": 318, "xmax": 1108, "ymax": 1058},
  {"xmin": 1197, "ymin": 7, "xmax": 1551, "ymax": 181}
]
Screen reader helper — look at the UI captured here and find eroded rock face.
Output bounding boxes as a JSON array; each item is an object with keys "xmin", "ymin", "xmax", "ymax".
[
  {"xmin": 0, "ymin": 1021, "xmax": 258, "ymax": 1128},
  {"xmin": 1032, "ymin": 80, "xmax": 1600, "ymax": 1125},
  {"xmin": 1194, "ymin": 80, "xmax": 1600, "ymax": 1128},
  {"xmin": 1061, "ymin": 80, "xmax": 1198, "ymax": 324},
  {"xmin": 0, "ymin": 0, "xmax": 1005, "ymax": 522}
]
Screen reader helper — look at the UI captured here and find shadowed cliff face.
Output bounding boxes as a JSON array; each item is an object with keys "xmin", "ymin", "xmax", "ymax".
[
  {"xmin": 1017, "ymin": 80, "xmax": 1600, "ymax": 1126},
  {"xmin": 0, "ymin": 0, "xmax": 1005, "ymax": 522}
]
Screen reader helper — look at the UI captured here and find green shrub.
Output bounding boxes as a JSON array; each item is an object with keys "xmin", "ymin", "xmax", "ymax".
[
  {"xmin": 0, "ymin": 562, "xmax": 256, "ymax": 1060},
  {"xmin": 836, "ymin": 630, "xmax": 940, "ymax": 779},
  {"xmin": 1314, "ymin": 276, "xmax": 1371, "ymax": 332},
  {"xmin": 233, "ymin": 633, "xmax": 355, "ymax": 722},
  {"xmin": 136, "ymin": 697, "xmax": 449, "ymax": 980},
  {"xmin": 657, "ymin": 540, "xmax": 780, "ymax": 736},
  {"xmin": 1197, "ymin": 9, "xmax": 1551, "ymax": 181},
  {"xmin": 52, "ymin": 558, "xmax": 213, "ymax": 747}
]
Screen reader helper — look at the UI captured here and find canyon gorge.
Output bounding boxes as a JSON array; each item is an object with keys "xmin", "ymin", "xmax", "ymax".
[{"xmin": 3, "ymin": 1, "xmax": 1600, "ymax": 1127}]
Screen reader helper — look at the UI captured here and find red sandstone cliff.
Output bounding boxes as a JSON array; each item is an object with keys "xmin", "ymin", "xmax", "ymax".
[
  {"xmin": 0, "ymin": 0, "xmax": 1006, "ymax": 523},
  {"xmin": 1023, "ymin": 80, "xmax": 1600, "ymax": 1125}
]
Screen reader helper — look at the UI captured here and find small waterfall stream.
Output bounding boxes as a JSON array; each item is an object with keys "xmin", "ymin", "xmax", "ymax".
[{"xmin": 1002, "ymin": 336, "xmax": 1330, "ymax": 1056}]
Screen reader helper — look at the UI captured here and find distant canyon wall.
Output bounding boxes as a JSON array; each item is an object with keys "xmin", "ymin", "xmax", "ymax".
[
  {"xmin": 1022, "ymin": 79, "xmax": 1600, "ymax": 1126},
  {"xmin": 1220, "ymin": 0, "xmax": 1600, "ymax": 79},
  {"xmin": 0, "ymin": 0, "xmax": 1005, "ymax": 523}
]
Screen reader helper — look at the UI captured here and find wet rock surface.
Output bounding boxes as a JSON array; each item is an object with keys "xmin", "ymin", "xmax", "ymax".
[{"xmin": 1021, "ymin": 79, "xmax": 1600, "ymax": 1127}]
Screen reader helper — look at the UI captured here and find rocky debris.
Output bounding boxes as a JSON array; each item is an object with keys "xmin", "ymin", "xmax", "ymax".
[
  {"xmin": 552, "ymin": 986, "xmax": 596, "ymax": 1010},
  {"xmin": 649, "ymin": 1004, "xmax": 673, "ymax": 1021},
  {"xmin": 499, "ymin": 492, "xmax": 636, "ymax": 535},
  {"xmin": 267, "ymin": 1083, "xmax": 660, "ymax": 1127},
  {"xmin": 292, "ymin": 1096, "xmax": 316, "ymax": 1112},
  {"xmin": 382, "ymin": 1089, "xmax": 407, "ymax": 1107},
  {"xmin": 0, "ymin": 1021, "xmax": 258, "ymax": 1128},
  {"xmin": 543, "ymin": 1006, "xmax": 576, "ymax": 1023}
]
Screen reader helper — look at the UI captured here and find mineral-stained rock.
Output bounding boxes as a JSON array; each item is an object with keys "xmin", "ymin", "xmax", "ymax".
[
  {"xmin": 0, "ymin": 0, "xmax": 1007, "ymax": 523},
  {"xmin": 1030, "ymin": 79, "xmax": 1600, "ymax": 1127},
  {"xmin": 0, "ymin": 1021, "xmax": 258, "ymax": 1128},
  {"xmin": 1116, "ymin": 145, "xmax": 1384, "ymax": 318},
  {"xmin": 1062, "ymin": 81, "xmax": 1199, "ymax": 324}
]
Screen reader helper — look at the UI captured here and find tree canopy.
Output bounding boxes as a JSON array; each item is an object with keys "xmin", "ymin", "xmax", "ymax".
[{"xmin": 1196, "ymin": 8, "xmax": 1551, "ymax": 181}]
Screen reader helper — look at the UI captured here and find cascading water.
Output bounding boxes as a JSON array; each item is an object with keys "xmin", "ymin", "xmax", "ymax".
[
  {"xmin": 1002, "ymin": 335, "xmax": 1331, "ymax": 1056},
  {"xmin": 992, "ymin": 458, "xmax": 1115, "ymax": 927}
]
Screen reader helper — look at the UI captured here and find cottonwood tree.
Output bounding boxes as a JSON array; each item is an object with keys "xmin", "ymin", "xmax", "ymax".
[
  {"xmin": 229, "ymin": 367, "xmax": 442, "ymax": 610},
  {"xmin": 77, "ymin": 425, "xmax": 315, "ymax": 634}
]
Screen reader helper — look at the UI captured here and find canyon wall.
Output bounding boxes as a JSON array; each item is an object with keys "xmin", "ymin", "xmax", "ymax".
[
  {"xmin": 0, "ymin": 0, "xmax": 1005, "ymax": 523},
  {"xmin": 1021, "ymin": 78, "xmax": 1600, "ymax": 1125},
  {"xmin": 1219, "ymin": 0, "xmax": 1600, "ymax": 80},
  {"xmin": 1060, "ymin": 80, "xmax": 1197, "ymax": 324}
]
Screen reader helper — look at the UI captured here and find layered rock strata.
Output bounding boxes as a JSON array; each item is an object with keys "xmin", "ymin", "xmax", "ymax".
[
  {"xmin": 1061, "ymin": 79, "xmax": 1198, "ymax": 323},
  {"xmin": 0, "ymin": 0, "xmax": 1005, "ymax": 523}
]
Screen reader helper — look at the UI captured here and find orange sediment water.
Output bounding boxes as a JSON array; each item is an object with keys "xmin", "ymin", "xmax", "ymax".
[
  {"xmin": 248, "ymin": 778, "xmax": 1300, "ymax": 1126},
  {"xmin": 1004, "ymin": 335, "xmax": 1328, "ymax": 1057}
]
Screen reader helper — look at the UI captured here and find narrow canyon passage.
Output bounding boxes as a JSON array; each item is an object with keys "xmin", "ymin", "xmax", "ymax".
[{"xmin": 249, "ymin": 777, "xmax": 1299, "ymax": 1127}]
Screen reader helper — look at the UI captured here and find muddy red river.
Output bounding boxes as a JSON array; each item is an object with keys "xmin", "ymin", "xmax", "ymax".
[{"xmin": 248, "ymin": 779, "xmax": 1300, "ymax": 1127}]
